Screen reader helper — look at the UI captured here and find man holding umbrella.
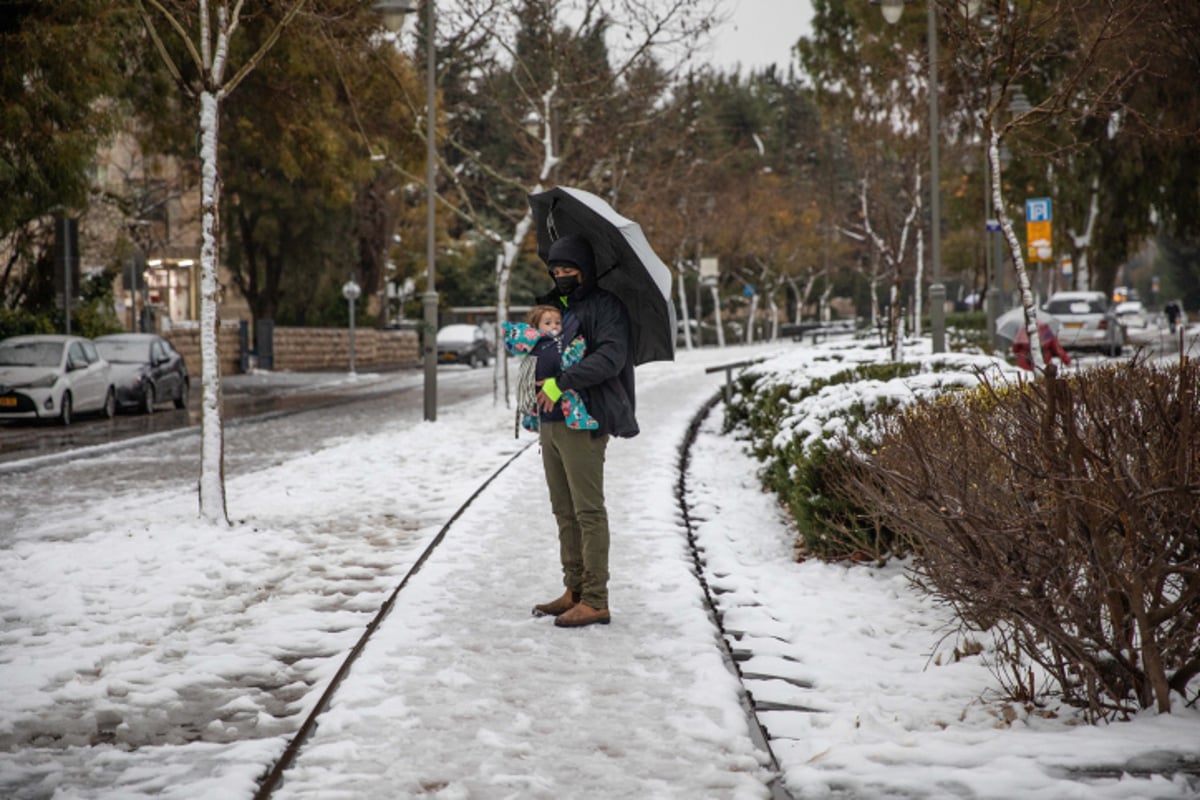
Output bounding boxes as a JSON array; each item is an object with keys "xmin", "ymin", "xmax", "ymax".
[{"xmin": 531, "ymin": 233, "xmax": 638, "ymax": 628}]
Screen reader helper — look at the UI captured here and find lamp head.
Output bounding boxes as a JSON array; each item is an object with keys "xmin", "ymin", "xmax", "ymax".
[
  {"xmin": 373, "ymin": 0, "xmax": 416, "ymax": 32},
  {"xmin": 878, "ymin": 0, "xmax": 906, "ymax": 24}
]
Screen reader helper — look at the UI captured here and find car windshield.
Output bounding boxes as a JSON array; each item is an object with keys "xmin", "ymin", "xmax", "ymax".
[
  {"xmin": 95, "ymin": 340, "xmax": 150, "ymax": 363},
  {"xmin": 437, "ymin": 325, "xmax": 479, "ymax": 343},
  {"xmin": 0, "ymin": 341, "xmax": 63, "ymax": 367},
  {"xmin": 1047, "ymin": 298, "xmax": 1105, "ymax": 315}
]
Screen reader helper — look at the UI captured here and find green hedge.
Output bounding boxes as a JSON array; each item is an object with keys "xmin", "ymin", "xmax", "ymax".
[{"xmin": 725, "ymin": 361, "xmax": 925, "ymax": 562}]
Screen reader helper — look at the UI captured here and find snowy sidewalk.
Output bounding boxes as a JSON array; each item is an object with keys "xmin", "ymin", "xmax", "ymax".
[{"xmin": 269, "ymin": 356, "xmax": 774, "ymax": 798}]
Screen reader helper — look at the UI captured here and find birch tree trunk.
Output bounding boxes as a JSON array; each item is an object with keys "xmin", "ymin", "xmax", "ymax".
[
  {"xmin": 197, "ymin": 88, "xmax": 227, "ymax": 523},
  {"xmin": 710, "ymin": 284, "xmax": 725, "ymax": 348},
  {"xmin": 492, "ymin": 252, "xmax": 508, "ymax": 403},
  {"xmin": 745, "ymin": 292, "xmax": 759, "ymax": 344},
  {"xmin": 913, "ymin": 176, "xmax": 924, "ymax": 339},
  {"xmin": 819, "ymin": 282, "xmax": 832, "ymax": 323},
  {"xmin": 1070, "ymin": 177, "xmax": 1099, "ymax": 291},
  {"xmin": 989, "ymin": 130, "xmax": 1044, "ymax": 369},
  {"xmin": 137, "ymin": 0, "xmax": 308, "ymax": 522},
  {"xmin": 676, "ymin": 261, "xmax": 693, "ymax": 351}
]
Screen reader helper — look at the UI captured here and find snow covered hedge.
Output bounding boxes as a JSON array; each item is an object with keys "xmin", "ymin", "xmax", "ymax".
[
  {"xmin": 724, "ymin": 342, "xmax": 1011, "ymax": 562},
  {"xmin": 730, "ymin": 344, "xmax": 1200, "ymax": 718}
]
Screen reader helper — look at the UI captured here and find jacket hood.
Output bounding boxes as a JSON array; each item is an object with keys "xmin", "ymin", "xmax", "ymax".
[{"xmin": 546, "ymin": 234, "xmax": 597, "ymax": 286}]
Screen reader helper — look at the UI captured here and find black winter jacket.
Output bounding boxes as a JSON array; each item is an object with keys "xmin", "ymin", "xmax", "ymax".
[{"xmin": 536, "ymin": 285, "xmax": 639, "ymax": 438}]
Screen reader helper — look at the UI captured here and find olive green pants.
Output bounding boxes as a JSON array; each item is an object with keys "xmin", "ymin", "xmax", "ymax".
[{"xmin": 540, "ymin": 422, "xmax": 610, "ymax": 610}]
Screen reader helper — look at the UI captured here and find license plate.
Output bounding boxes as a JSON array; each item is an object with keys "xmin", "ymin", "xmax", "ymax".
[
  {"xmin": 1064, "ymin": 322, "xmax": 1084, "ymax": 328},
  {"xmin": 0, "ymin": 396, "xmax": 16, "ymax": 407}
]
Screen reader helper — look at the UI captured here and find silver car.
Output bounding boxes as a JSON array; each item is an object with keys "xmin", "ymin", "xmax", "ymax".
[
  {"xmin": 0, "ymin": 335, "xmax": 116, "ymax": 425},
  {"xmin": 436, "ymin": 324, "xmax": 494, "ymax": 368},
  {"xmin": 1044, "ymin": 291, "xmax": 1125, "ymax": 357}
]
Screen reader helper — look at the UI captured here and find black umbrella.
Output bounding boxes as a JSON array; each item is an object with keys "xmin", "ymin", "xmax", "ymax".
[{"xmin": 528, "ymin": 186, "xmax": 676, "ymax": 365}]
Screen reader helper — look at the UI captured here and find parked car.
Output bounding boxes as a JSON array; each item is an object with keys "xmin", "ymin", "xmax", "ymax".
[
  {"xmin": 1044, "ymin": 290, "xmax": 1125, "ymax": 356},
  {"xmin": 94, "ymin": 333, "xmax": 189, "ymax": 413},
  {"xmin": 0, "ymin": 335, "xmax": 115, "ymax": 425},
  {"xmin": 436, "ymin": 324, "xmax": 493, "ymax": 367},
  {"xmin": 1114, "ymin": 300, "xmax": 1148, "ymax": 329}
]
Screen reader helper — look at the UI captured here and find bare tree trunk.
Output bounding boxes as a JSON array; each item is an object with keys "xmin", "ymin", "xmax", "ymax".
[
  {"xmin": 710, "ymin": 283, "xmax": 725, "ymax": 348},
  {"xmin": 870, "ymin": 257, "xmax": 883, "ymax": 345},
  {"xmin": 139, "ymin": 0, "xmax": 307, "ymax": 523},
  {"xmin": 767, "ymin": 291, "xmax": 779, "ymax": 340},
  {"xmin": 1070, "ymin": 176, "xmax": 1099, "ymax": 291},
  {"xmin": 492, "ymin": 252, "xmax": 509, "ymax": 405},
  {"xmin": 913, "ymin": 175, "xmax": 924, "ymax": 339},
  {"xmin": 890, "ymin": 277, "xmax": 902, "ymax": 362},
  {"xmin": 197, "ymin": 88, "xmax": 227, "ymax": 524},
  {"xmin": 745, "ymin": 291, "xmax": 759, "ymax": 344},
  {"xmin": 989, "ymin": 130, "xmax": 1044, "ymax": 369},
  {"xmin": 676, "ymin": 261, "xmax": 693, "ymax": 351}
]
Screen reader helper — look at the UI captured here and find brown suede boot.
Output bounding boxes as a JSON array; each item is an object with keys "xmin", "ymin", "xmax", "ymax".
[
  {"xmin": 532, "ymin": 589, "xmax": 580, "ymax": 617},
  {"xmin": 553, "ymin": 602, "xmax": 611, "ymax": 628}
]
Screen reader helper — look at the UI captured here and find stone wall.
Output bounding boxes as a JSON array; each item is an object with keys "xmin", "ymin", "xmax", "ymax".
[
  {"xmin": 270, "ymin": 327, "xmax": 419, "ymax": 372},
  {"xmin": 164, "ymin": 325, "xmax": 419, "ymax": 376},
  {"xmin": 165, "ymin": 322, "xmax": 242, "ymax": 377}
]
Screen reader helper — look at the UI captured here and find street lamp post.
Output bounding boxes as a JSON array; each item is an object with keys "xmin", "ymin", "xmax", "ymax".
[
  {"xmin": 343, "ymin": 277, "xmax": 361, "ymax": 374},
  {"xmin": 375, "ymin": 0, "xmax": 438, "ymax": 421},
  {"xmin": 876, "ymin": 0, "xmax": 954, "ymax": 354}
]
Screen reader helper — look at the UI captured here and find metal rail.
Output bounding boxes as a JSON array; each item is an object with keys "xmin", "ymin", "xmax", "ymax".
[
  {"xmin": 252, "ymin": 441, "xmax": 533, "ymax": 799},
  {"xmin": 704, "ymin": 358, "xmax": 764, "ymax": 404},
  {"xmin": 676, "ymin": 391, "xmax": 796, "ymax": 800}
]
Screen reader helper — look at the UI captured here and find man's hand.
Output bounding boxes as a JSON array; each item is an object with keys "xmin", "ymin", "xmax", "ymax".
[{"xmin": 535, "ymin": 377, "xmax": 561, "ymax": 412}]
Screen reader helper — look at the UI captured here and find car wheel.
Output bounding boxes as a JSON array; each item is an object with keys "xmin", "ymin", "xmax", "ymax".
[
  {"xmin": 141, "ymin": 384, "xmax": 156, "ymax": 414},
  {"xmin": 102, "ymin": 387, "xmax": 116, "ymax": 419},
  {"xmin": 174, "ymin": 379, "xmax": 188, "ymax": 409},
  {"xmin": 59, "ymin": 392, "xmax": 72, "ymax": 426}
]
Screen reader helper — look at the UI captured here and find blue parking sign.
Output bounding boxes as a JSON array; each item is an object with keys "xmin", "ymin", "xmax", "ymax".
[{"xmin": 1026, "ymin": 197, "xmax": 1052, "ymax": 222}]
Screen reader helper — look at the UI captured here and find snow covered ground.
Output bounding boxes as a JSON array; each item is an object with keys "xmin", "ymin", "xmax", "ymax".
[{"xmin": 1, "ymin": 337, "xmax": 1197, "ymax": 799}]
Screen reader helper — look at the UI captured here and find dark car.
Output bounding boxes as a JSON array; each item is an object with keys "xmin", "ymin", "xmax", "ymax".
[
  {"xmin": 94, "ymin": 333, "xmax": 189, "ymax": 413},
  {"xmin": 436, "ymin": 324, "xmax": 493, "ymax": 367}
]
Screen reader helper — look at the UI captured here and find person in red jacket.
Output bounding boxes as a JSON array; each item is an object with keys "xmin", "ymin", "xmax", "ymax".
[{"xmin": 1012, "ymin": 321, "xmax": 1071, "ymax": 370}]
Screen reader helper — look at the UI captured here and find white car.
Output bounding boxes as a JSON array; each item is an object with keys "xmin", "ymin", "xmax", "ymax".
[
  {"xmin": 1044, "ymin": 291, "xmax": 1125, "ymax": 356},
  {"xmin": 1114, "ymin": 300, "xmax": 1162, "ymax": 346},
  {"xmin": 0, "ymin": 335, "xmax": 116, "ymax": 425}
]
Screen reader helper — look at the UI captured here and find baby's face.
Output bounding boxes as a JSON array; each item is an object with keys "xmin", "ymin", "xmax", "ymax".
[{"xmin": 537, "ymin": 314, "xmax": 562, "ymax": 336}]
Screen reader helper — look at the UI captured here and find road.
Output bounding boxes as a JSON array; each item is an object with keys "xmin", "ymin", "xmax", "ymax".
[
  {"xmin": 0, "ymin": 365, "xmax": 501, "ymax": 535},
  {"xmin": 0, "ymin": 365, "xmax": 503, "ymax": 464}
]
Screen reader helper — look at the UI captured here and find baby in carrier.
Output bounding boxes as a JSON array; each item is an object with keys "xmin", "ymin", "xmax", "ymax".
[{"xmin": 502, "ymin": 304, "xmax": 598, "ymax": 433}]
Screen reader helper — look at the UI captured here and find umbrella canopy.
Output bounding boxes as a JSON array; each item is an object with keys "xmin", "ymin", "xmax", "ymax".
[
  {"xmin": 995, "ymin": 306, "xmax": 1061, "ymax": 349},
  {"xmin": 528, "ymin": 186, "xmax": 676, "ymax": 365}
]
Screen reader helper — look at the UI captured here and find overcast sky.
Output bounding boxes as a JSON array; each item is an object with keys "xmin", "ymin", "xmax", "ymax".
[{"xmin": 705, "ymin": 0, "xmax": 815, "ymax": 75}]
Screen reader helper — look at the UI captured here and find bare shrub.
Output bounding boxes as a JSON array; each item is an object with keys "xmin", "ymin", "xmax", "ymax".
[{"xmin": 834, "ymin": 358, "xmax": 1200, "ymax": 719}]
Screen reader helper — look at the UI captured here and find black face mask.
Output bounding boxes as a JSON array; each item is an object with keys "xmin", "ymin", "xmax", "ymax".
[{"xmin": 553, "ymin": 274, "xmax": 580, "ymax": 295}]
